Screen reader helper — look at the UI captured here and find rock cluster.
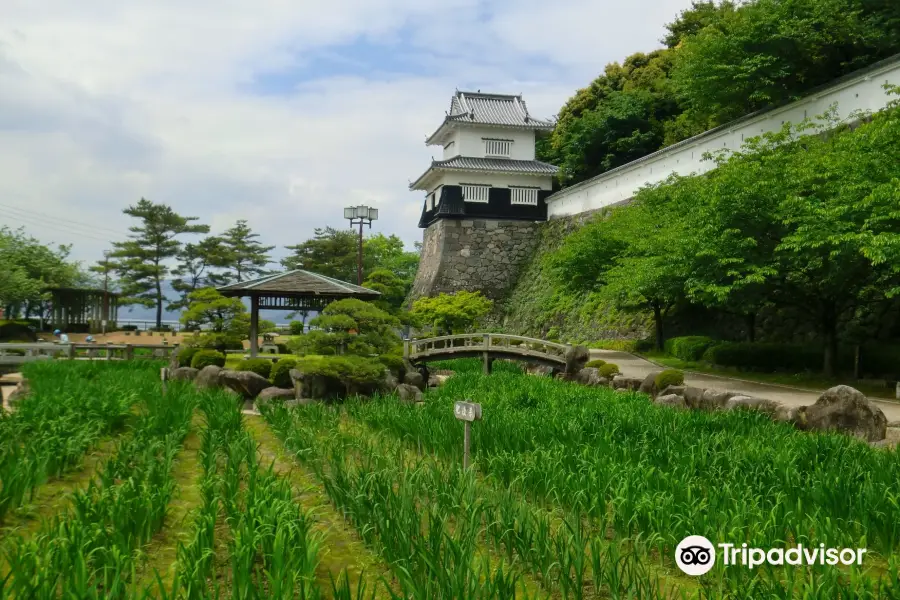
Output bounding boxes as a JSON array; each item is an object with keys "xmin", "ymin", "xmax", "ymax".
[{"xmin": 559, "ymin": 367, "xmax": 893, "ymax": 444}]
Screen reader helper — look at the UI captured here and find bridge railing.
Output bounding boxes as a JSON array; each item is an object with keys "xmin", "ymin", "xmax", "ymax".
[
  {"xmin": 0, "ymin": 342, "xmax": 180, "ymax": 365},
  {"xmin": 404, "ymin": 333, "xmax": 569, "ymax": 363}
]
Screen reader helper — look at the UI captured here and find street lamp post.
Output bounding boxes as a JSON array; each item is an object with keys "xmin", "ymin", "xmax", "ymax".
[{"xmin": 344, "ymin": 205, "xmax": 379, "ymax": 285}]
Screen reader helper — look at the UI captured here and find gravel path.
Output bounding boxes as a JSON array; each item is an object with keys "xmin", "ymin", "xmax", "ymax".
[
  {"xmin": 1, "ymin": 372, "xmax": 22, "ymax": 412},
  {"xmin": 590, "ymin": 349, "xmax": 900, "ymax": 422}
]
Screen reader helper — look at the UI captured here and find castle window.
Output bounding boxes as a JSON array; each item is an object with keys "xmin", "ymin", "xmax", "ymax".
[
  {"xmin": 483, "ymin": 138, "xmax": 512, "ymax": 157},
  {"xmin": 509, "ymin": 186, "xmax": 538, "ymax": 206},
  {"xmin": 461, "ymin": 184, "xmax": 490, "ymax": 203}
]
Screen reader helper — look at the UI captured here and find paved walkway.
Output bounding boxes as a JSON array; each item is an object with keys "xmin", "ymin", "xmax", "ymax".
[
  {"xmin": 590, "ymin": 349, "xmax": 900, "ymax": 423},
  {"xmin": 1, "ymin": 372, "xmax": 22, "ymax": 413}
]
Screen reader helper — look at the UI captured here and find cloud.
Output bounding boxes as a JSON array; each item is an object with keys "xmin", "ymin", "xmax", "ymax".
[{"xmin": 0, "ymin": 0, "xmax": 694, "ymax": 267}]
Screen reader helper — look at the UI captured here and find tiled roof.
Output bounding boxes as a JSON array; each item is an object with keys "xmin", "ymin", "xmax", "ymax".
[
  {"xmin": 410, "ymin": 156, "xmax": 558, "ymax": 190},
  {"xmin": 426, "ymin": 91, "xmax": 554, "ymax": 144},
  {"xmin": 217, "ymin": 270, "xmax": 380, "ymax": 297},
  {"xmin": 447, "ymin": 92, "xmax": 555, "ymax": 128}
]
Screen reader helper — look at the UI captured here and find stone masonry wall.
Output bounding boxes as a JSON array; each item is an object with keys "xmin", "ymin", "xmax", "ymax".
[{"xmin": 408, "ymin": 218, "xmax": 541, "ymax": 304}]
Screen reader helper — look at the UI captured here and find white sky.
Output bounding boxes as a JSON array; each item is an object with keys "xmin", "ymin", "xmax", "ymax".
[{"xmin": 0, "ymin": 0, "xmax": 695, "ymax": 265}]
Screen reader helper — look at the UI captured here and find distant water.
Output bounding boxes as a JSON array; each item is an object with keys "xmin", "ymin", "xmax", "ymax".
[{"xmin": 115, "ymin": 281, "xmax": 313, "ymax": 326}]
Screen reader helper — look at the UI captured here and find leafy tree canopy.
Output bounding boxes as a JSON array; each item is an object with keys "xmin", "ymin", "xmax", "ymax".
[{"xmin": 410, "ymin": 291, "xmax": 494, "ymax": 336}]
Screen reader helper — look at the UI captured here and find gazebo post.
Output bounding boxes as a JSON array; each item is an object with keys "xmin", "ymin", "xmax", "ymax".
[{"xmin": 249, "ymin": 295, "xmax": 259, "ymax": 358}]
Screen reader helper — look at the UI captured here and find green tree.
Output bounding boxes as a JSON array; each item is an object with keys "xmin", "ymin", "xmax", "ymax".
[
  {"xmin": 112, "ymin": 199, "xmax": 209, "ymax": 328},
  {"xmin": 0, "ymin": 227, "xmax": 90, "ymax": 322},
  {"xmin": 220, "ymin": 220, "xmax": 274, "ymax": 283},
  {"xmin": 362, "ymin": 268, "xmax": 407, "ymax": 314},
  {"xmin": 410, "ymin": 291, "xmax": 494, "ymax": 335},
  {"xmin": 672, "ymin": 0, "xmax": 900, "ymax": 125},
  {"xmin": 294, "ymin": 298, "xmax": 401, "ymax": 356},
  {"xmin": 180, "ymin": 287, "xmax": 275, "ymax": 342},
  {"xmin": 169, "ymin": 236, "xmax": 230, "ymax": 311},
  {"xmin": 662, "ymin": 0, "xmax": 736, "ymax": 48},
  {"xmin": 282, "ymin": 227, "xmax": 358, "ymax": 282}
]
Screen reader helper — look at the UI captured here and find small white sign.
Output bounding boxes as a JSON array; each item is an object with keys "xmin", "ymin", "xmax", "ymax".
[{"xmin": 454, "ymin": 401, "xmax": 482, "ymax": 422}]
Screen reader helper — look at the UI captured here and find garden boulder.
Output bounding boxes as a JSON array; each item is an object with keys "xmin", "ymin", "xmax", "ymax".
[
  {"xmin": 654, "ymin": 394, "xmax": 687, "ymax": 409},
  {"xmin": 382, "ymin": 369, "xmax": 400, "ymax": 392},
  {"xmin": 7, "ymin": 378, "xmax": 30, "ymax": 405},
  {"xmin": 525, "ymin": 364, "xmax": 554, "ymax": 377},
  {"xmin": 660, "ymin": 385, "xmax": 686, "ymax": 398},
  {"xmin": 794, "ymin": 385, "xmax": 887, "ymax": 442},
  {"xmin": 638, "ymin": 371, "xmax": 664, "ymax": 396},
  {"xmin": 403, "ymin": 369, "xmax": 425, "ymax": 391},
  {"xmin": 723, "ymin": 395, "xmax": 780, "ymax": 414},
  {"xmin": 256, "ymin": 386, "xmax": 296, "ymax": 406},
  {"xmin": 564, "ymin": 345, "xmax": 590, "ymax": 374},
  {"xmin": 220, "ymin": 370, "xmax": 272, "ymax": 399},
  {"xmin": 195, "ymin": 365, "xmax": 224, "ymax": 390},
  {"xmin": 611, "ymin": 375, "xmax": 643, "ymax": 391},
  {"xmin": 573, "ymin": 367, "xmax": 606, "ymax": 387},
  {"xmin": 169, "ymin": 367, "xmax": 199, "ymax": 382},
  {"xmin": 396, "ymin": 383, "xmax": 423, "ymax": 404}
]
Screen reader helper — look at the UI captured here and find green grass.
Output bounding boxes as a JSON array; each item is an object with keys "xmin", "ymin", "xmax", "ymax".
[{"xmin": 641, "ymin": 352, "xmax": 900, "ymax": 400}]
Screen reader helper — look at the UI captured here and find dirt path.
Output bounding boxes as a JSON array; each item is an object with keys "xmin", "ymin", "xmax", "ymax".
[
  {"xmin": 591, "ymin": 349, "xmax": 900, "ymax": 421},
  {"xmin": 243, "ymin": 414, "xmax": 397, "ymax": 599},
  {"xmin": 1, "ymin": 372, "xmax": 21, "ymax": 412}
]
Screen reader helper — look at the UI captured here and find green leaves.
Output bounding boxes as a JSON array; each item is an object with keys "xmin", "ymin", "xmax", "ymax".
[{"xmin": 410, "ymin": 291, "xmax": 494, "ymax": 336}]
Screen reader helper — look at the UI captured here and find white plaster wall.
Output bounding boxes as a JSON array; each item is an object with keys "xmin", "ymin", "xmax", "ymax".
[
  {"xmin": 433, "ymin": 171, "xmax": 552, "ymax": 190},
  {"xmin": 442, "ymin": 126, "xmax": 536, "ymax": 160},
  {"xmin": 547, "ymin": 57, "xmax": 900, "ymax": 217}
]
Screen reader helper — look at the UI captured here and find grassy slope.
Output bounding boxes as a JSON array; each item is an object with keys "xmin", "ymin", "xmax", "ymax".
[{"xmin": 487, "ymin": 217, "xmax": 652, "ymax": 344}]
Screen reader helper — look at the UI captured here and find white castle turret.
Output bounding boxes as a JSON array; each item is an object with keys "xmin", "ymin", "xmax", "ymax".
[{"xmin": 410, "ymin": 91, "xmax": 558, "ymax": 228}]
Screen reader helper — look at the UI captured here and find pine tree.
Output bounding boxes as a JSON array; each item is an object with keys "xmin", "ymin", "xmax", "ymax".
[
  {"xmin": 168, "ymin": 236, "xmax": 229, "ymax": 311},
  {"xmin": 220, "ymin": 220, "xmax": 274, "ymax": 283},
  {"xmin": 111, "ymin": 199, "xmax": 209, "ymax": 328}
]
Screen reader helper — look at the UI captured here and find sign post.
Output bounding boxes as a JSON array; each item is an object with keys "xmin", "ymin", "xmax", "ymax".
[
  {"xmin": 453, "ymin": 400, "xmax": 482, "ymax": 469},
  {"xmin": 161, "ymin": 367, "xmax": 168, "ymax": 396}
]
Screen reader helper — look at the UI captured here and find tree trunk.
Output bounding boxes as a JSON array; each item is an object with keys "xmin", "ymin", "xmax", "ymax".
[
  {"xmin": 653, "ymin": 303, "xmax": 664, "ymax": 351},
  {"xmin": 822, "ymin": 311, "xmax": 838, "ymax": 377},
  {"xmin": 155, "ymin": 279, "xmax": 163, "ymax": 329},
  {"xmin": 745, "ymin": 312, "xmax": 756, "ymax": 343},
  {"xmin": 853, "ymin": 344, "xmax": 861, "ymax": 380}
]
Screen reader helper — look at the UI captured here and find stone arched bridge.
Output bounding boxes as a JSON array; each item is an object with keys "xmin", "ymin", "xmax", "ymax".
[{"xmin": 403, "ymin": 333, "xmax": 573, "ymax": 374}]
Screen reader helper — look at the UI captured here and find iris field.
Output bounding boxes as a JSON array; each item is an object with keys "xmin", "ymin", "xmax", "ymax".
[{"xmin": 1, "ymin": 359, "xmax": 898, "ymax": 598}]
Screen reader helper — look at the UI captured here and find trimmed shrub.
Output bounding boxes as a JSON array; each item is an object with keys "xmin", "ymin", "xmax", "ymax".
[
  {"xmin": 598, "ymin": 363, "xmax": 620, "ymax": 378},
  {"xmin": 379, "ymin": 352, "xmax": 404, "ymax": 375},
  {"xmin": 585, "ymin": 359, "xmax": 606, "ymax": 368},
  {"xmin": 121, "ymin": 325, "xmax": 138, "ymax": 332},
  {"xmin": 0, "ymin": 321, "xmax": 36, "ymax": 343},
  {"xmin": 633, "ymin": 338, "xmax": 655, "ymax": 352},
  {"xmin": 701, "ymin": 342, "xmax": 822, "ymax": 372},
  {"xmin": 270, "ymin": 358, "xmax": 298, "ymax": 388},
  {"xmin": 289, "ymin": 321, "xmax": 305, "ymax": 335},
  {"xmin": 191, "ymin": 350, "xmax": 225, "ymax": 370},
  {"xmin": 655, "ymin": 369, "xmax": 685, "ymax": 389},
  {"xmin": 177, "ymin": 346, "xmax": 202, "ymax": 368},
  {"xmin": 236, "ymin": 358, "xmax": 272, "ymax": 378},
  {"xmin": 665, "ymin": 336, "xmax": 719, "ymax": 361},
  {"xmin": 276, "ymin": 343, "xmax": 289, "ymax": 355},
  {"xmin": 296, "ymin": 355, "xmax": 385, "ymax": 388}
]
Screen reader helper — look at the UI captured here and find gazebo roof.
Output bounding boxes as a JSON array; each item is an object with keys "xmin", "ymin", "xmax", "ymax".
[{"xmin": 217, "ymin": 269, "xmax": 380, "ymax": 299}]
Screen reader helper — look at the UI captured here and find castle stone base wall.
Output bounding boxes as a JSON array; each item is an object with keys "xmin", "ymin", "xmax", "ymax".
[{"xmin": 408, "ymin": 218, "xmax": 541, "ymax": 304}]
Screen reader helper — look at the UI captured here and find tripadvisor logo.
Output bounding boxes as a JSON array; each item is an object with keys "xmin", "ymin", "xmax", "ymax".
[{"xmin": 675, "ymin": 536, "xmax": 867, "ymax": 576}]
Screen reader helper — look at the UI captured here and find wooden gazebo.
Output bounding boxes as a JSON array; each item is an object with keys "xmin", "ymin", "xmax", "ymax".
[
  {"xmin": 47, "ymin": 287, "xmax": 120, "ymax": 334},
  {"xmin": 217, "ymin": 270, "xmax": 380, "ymax": 357}
]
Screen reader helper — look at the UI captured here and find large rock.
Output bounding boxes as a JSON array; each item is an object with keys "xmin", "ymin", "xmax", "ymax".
[
  {"xmin": 654, "ymin": 394, "xmax": 687, "ymax": 409},
  {"xmin": 382, "ymin": 369, "xmax": 400, "ymax": 393},
  {"xmin": 289, "ymin": 367, "xmax": 344, "ymax": 401},
  {"xmin": 660, "ymin": 385, "xmax": 686, "ymax": 398},
  {"xmin": 168, "ymin": 350, "xmax": 180, "ymax": 370},
  {"xmin": 638, "ymin": 371, "xmax": 663, "ymax": 396},
  {"xmin": 573, "ymin": 367, "xmax": 606, "ymax": 387},
  {"xmin": 169, "ymin": 367, "xmax": 199, "ymax": 382},
  {"xmin": 774, "ymin": 404, "xmax": 802, "ymax": 424},
  {"xmin": 564, "ymin": 345, "xmax": 590, "ymax": 374},
  {"xmin": 403, "ymin": 370, "xmax": 425, "ymax": 391},
  {"xmin": 698, "ymin": 389, "xmax": 741, "ymax": 410},
  {"xmin": 682, "ymin": 387, "xmax": 705, "ymax": 409},
  {"xmin": 723, "ymin": 395, "xmax": 780, "ymax": 414},
  {"xmin": 396, "ymin": 383, "xmax": 423, "ymax": 404},
  {"xmin": 611, "ymin": 375, "xmax": 643, "ymax": 391},
  {"xmin": 428, "ymin": 374, "xmax": 450, "ymax": 387},
  {"xmin": 795, "ymin": 385, "xmax": 887, "ymax": 442},
  {"xmin": 220, "ymin": 370, "xmax": 272, "ymax": 399},
  {"xmin": 525, "ymin": 364, "xmax": 554, "ymax": 377},
  {"xmin": 256, "ymin": 386, "xmax": 296, "ymax": 406},
  {"xmin": 195, "ymin": 365, "xmax": 224, "ymax": 390}
]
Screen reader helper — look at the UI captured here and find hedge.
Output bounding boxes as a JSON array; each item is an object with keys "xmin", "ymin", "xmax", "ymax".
[
  {"xmin": 655, "ymin": 369, "xmax": 685, "ymax": 389},
  {"xmin": 664, "ymin": 336, "xmax": 719, "ymax": 361},
  {"xmin": 701, "ymin": 342, "xmax": 822, "ymax": 373},
  {"xmin": 237, "ymin": 358, "xmax": 273, "ymax": 379},
  {"xmin": 270, "ymin": 359, "xmax": 298, "ymax": 388},
  {"xmin": 289, "ymin": 321, "xmax": 305, "ymax": 335},
  {"xmin": 191, "ymin": 350, "xmax": 226, "ymax": 370},
  {"xmin": 585, "ymin": 359, "xmax": 606, "ymax": 368},
  {"xmin": 598, "ymin": 363, "xmax": 620, "ymax": 378},
  {"xmin": 177, "ymin": 346, "xmax": 202, "ymax": 368}
]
